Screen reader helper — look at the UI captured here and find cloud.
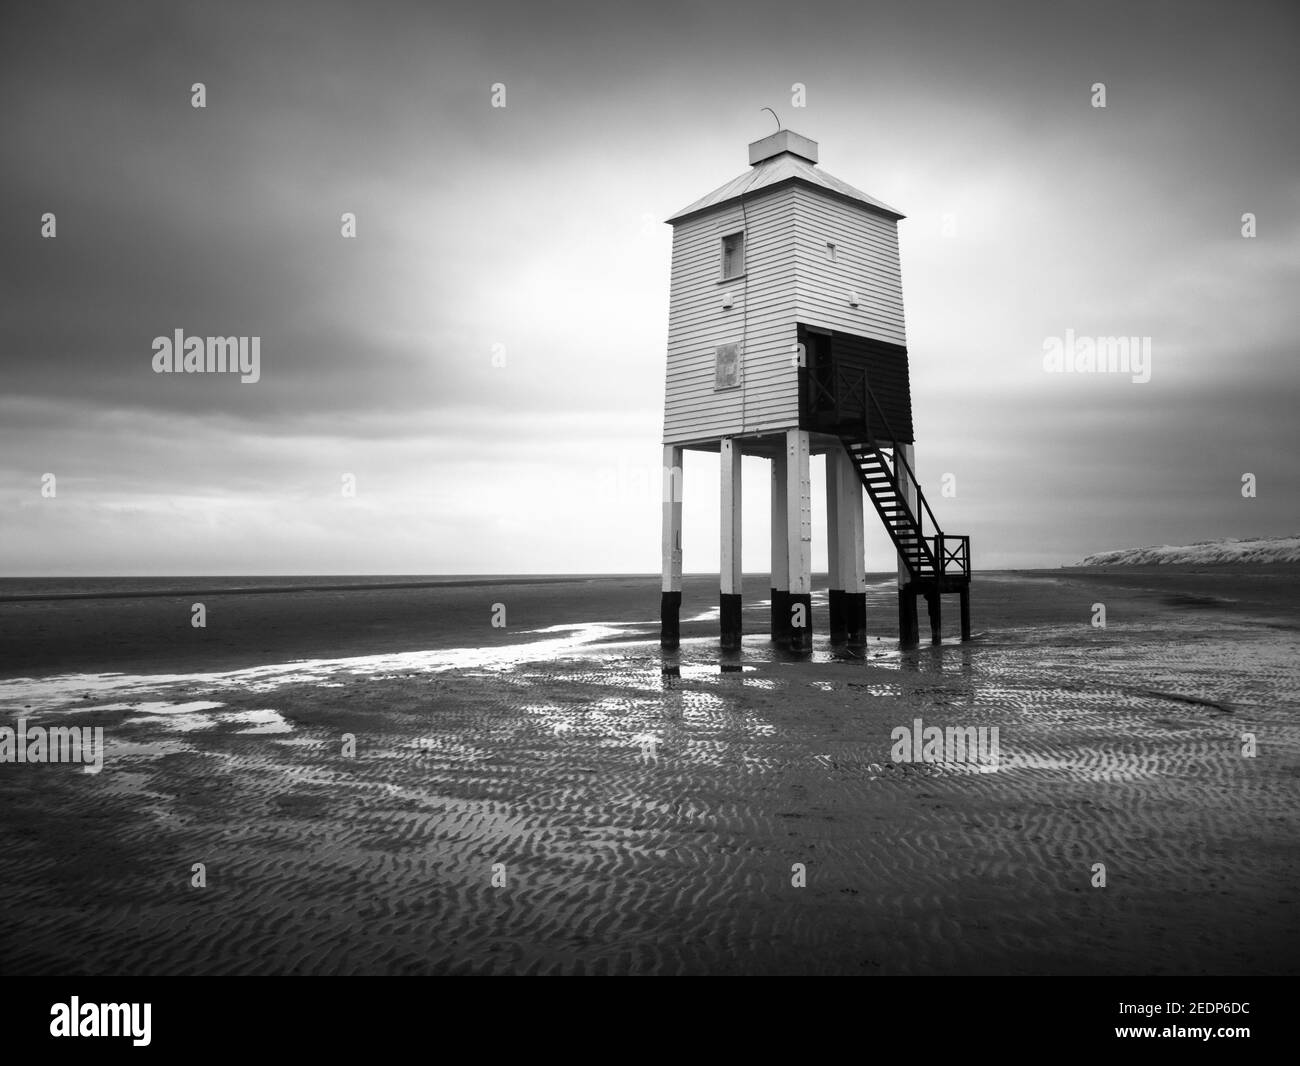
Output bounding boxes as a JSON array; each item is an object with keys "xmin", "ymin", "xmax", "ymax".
[{"xmin": 2, "ymin": 0, "xmax": 1297, "ymax": 573}]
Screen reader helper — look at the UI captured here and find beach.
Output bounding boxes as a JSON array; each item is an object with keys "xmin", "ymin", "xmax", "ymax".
[{"xmin": 0, "ymin": 567, "xmax": 1296, "ymax": 975}]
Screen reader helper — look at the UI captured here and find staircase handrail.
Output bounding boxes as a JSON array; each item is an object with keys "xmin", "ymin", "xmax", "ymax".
[{"xmin": 863, "ymin": 388, "xmax": 946, "ymax": 549}]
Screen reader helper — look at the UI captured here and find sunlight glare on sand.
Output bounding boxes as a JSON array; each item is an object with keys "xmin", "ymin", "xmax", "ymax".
[{"xmin": 0, "ymin": 622, "xmax": 643, "ymax": 714}]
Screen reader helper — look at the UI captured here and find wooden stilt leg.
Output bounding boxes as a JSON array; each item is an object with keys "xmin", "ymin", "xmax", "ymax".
[
  {"xmin": 839, "ymin": 445, "xmax": 867, "ymax": 646},
  {"xmin": 720, "ymin": 438, "xmax": 742, "ymax": 650},
  {"xmin": 826, "ymin": 450, "xmax": 845, "ymax": 644},
  {"xmin": 660, "ymin": 445, "xmax": 683, "ymax": 649},
  {"xmin": 770, "ymin": 447, "xmax": 789, "ymax": 642},
  {"xmin": 786, "ymin": 430, "xmax": 812, "ymax": 652},
  {"xmin": 898, "ymin": 585, "xmax": 919, "ymax": 647}
]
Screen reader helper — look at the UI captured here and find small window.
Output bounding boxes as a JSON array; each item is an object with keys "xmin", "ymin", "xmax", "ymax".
[
  {"xmin": 826, "ymin": 242, "xmax": 837, "ymax": 262},
  {"xmin": 714, "ymin": 343, "xmax": 742, "ymax": 389},
  {"xmin": 721, "ymin": 232, "xmax": 745, "ymax": 279}
]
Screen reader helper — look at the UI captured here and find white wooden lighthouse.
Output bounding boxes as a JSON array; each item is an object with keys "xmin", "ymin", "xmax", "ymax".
[{"xmin": 659, "ymin": 128, "xmax": 970, "ymax": 652}]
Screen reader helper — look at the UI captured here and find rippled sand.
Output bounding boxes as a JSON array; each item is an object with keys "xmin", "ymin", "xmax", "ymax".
[{"xmin": 0, "ymin": 575, "xmax": 1297, "ymax": 975}]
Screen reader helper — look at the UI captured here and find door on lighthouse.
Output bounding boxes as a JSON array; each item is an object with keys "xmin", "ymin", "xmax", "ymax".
[
  {"xmin": 805, "ymin": 330, "xmax": 835, "ymax": 424},
  {"xmin": 802, "ymin": 327, "xmax": 868, "ymax": 435}
]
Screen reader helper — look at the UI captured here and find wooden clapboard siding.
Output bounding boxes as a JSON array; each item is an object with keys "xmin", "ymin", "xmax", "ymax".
[
  {"xmin": 663, "ymin": 186, "xmax": 799, "ymax": 444},
  {"xmin": 792, "ymin": 187, "xmax": 907, "ymax": 347}
]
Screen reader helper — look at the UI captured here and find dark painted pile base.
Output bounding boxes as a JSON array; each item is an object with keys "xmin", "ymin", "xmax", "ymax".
[
  {"xmin": 827, "ymin": 590, "xmax": 867, "ymax": 646},
  {"xmin": 719, "ymin": 593, "xmax": 742, "ymax": 650},
  {"xmin": 659, "ymin": 590, "xmax": 681, "ymax": 649},
  {"xmin": 770, "ymin": 588, "xmax": 790, "ymax": 643},
  {"xmin": 661, "ymin": 583, "xmax": 968, "ymax": 652},
  {"xmin": 827, "ymin": 589, "xmax": 846, "ymax": 643},
  {"xmin": 898, "ymin": 580, "xmax": 971, "ymax": 646},
  {"xmin": 770, "ymin": 589, "xmax": 812, "ymax": 651},
  {"xmin": 787, "ymin": 593, "xmax": 812, "ymax": 653}
]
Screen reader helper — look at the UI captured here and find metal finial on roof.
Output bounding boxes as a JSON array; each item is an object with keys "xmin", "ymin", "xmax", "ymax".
[{"xmin": 761, "ymin": 107, "xmax": 781, "ymax": 132}]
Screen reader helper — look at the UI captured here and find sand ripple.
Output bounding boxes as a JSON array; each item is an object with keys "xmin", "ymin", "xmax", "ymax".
[{"xmin": 0, "ymin": 611, "xmax": 1295, "ymax": 975}]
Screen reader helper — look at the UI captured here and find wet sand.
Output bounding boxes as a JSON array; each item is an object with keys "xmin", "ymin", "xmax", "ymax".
[
  {"xmin": 0, "ymin": 568, "xmax": 1296, "ymax": 975},
  {"xmin": 0, "ymin": 575, "xmax": 634, "ymax": 678}
]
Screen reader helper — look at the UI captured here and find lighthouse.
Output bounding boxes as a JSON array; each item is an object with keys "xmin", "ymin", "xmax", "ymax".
[{"xmin": 659, "ymin": 128, "xmax": 971, "ymax": 652}]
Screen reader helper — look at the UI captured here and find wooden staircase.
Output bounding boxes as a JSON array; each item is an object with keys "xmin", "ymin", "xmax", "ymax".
[
  {"xmin": 801, "ymin": 336, "xmax": 972, "ymax": 643},
  {"xmin": 840, "ymin": 436, "xmax": 970, "ymax": 584},
  {"xmin": 838, "ymin": 394, "xmax": 971, "ymax": 642}
]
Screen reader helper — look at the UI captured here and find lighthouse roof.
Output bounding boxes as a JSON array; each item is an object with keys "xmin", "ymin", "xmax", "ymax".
[{"xmin": 667, "ymin": 131, "xmax": 904, "ymax": 225}]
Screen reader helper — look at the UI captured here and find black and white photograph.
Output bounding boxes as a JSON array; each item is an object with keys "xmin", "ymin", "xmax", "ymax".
[{"xmin": 0, "ymin": 0, "xmax": 1295, "ymax": 1036}]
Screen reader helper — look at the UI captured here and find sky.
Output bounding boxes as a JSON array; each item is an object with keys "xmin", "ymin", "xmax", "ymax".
[{"xmin": 2, "ymin": 0, "xmax": 1297, "ymax": 575}]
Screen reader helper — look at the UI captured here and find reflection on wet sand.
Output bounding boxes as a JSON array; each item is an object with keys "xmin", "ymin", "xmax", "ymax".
[{"xmin": 0, "ymin": 604, "xmax": 1296, "ymax": 975}]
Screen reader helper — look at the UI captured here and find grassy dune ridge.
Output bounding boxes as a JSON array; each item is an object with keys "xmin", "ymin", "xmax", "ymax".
[{"xmin": 1082, "ymin": 535, "xmax": 1300, "ymax": 566}]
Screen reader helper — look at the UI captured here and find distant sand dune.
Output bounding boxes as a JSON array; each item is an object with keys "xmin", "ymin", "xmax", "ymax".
[{"xmin": 1082, "ymin": 535, "xmax": 1300, "ymax": 566}]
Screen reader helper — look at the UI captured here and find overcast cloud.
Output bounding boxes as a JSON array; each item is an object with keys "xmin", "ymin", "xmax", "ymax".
[{"xmin": 2, "ymin": 0, "xmax": 1297, "ymax": 574}]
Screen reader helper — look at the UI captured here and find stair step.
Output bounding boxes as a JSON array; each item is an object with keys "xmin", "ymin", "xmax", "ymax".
[{"xmin": 841, "ymin": 438, "xmax": 964, "ymax": 578}]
